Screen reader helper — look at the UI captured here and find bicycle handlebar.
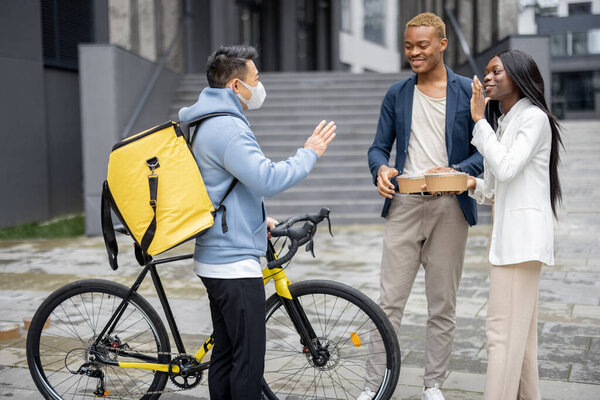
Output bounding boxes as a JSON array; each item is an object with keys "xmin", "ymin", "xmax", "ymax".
[
  {"xmin": 266, "ymin": 207, "xmax": 331, "ymax": 269},
  {"xmin": 115, "ymin": 208, "xmax": 332, "ymax": 270}
]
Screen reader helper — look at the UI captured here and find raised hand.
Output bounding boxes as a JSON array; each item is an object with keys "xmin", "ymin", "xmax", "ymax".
[
  {"xmin": 470, "ymin": 75, "xmax": 490, "ymax": 123},
  {"xmin": 304, "ymin": 120, "xmax": 337, "ymax": 158}
]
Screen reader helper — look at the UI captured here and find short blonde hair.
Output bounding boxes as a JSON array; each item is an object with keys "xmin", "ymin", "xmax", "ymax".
[{"xmin": 406, "ymin": 12, "xmax": 446, "ymax": 39}]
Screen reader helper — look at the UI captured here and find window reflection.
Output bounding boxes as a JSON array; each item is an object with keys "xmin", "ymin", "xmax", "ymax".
[
  {"xmin": 550, "ymin": 29, "xmax": 600, "ymax": 56},
  {"xmin": 552, "ymin": 71, "xmax": 600, "ymax": 113},
  {"xmin": 341, "ymin": 0, "xmax": 352, "ymax": 33},
  {"xmin": 364, "ymin": 0, "xmax": 385, "ymax": 45},
  {"xmin": 572, "ymin": 31, "xmax": 588, "ymax": 55}
]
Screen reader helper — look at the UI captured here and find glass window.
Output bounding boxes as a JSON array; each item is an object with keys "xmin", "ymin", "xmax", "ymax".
[
  {"xmin": 552, "ymin": 71, "xmax": 595, "ymax": 111},
  {"xmin": 551, "ymin": 33, "xmax": 568, "ymax": 56},
  {"xmin": 551, "ymin": 29, "xmax": 600, "ymax": 57},
  {"xmin": 364, "ymin": 0, "xmax": 386, "ymax": 46},
  {"xmin": 341, "ymin": 0, "xmax": 352, "ymax": 33},
  {"xmin": 589, "ymin": 29, "xmax": 600, "ymax": 55},
  {"xmin": 593, "ymin": 70, "xmax": 600, "ymax": 91},
  {"xmin": 41, "ymin": 0, "xmax": 93, "ymax": 70},
  {"xmin": 572, "ymin": 31, "xmax": 588, "ymax": 55},
  {"xmin": 568, "ymin": 2, "xmax": 592, "ymax": 15}
]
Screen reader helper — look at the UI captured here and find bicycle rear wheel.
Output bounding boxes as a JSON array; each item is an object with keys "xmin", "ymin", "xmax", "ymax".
[
  {"xmin": 262, "ymin": 280, "xmax": 400, "ymax": 400},
  {"xmin": 26, "ymin": 279, "xmax": 170, "ymax": 400}
]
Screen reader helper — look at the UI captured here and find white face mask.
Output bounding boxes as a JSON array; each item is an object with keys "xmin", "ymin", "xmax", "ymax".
[{"xmin": 235, "ymin": 79, "xmax": 267, "ymax": 110}]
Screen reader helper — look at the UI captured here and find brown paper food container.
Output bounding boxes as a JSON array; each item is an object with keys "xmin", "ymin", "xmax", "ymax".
[
  {"xmin": 424, "ymin": 172, "xmax": 468, "ymax": 192},
  {"xmin": 397, "ymin": 175, "xmax": 426, "ymax": 193}
]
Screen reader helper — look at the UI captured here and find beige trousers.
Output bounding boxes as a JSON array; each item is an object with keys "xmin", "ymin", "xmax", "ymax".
[
  {"xmin": 366, "ymin": 194, "xmax": 468, "ymax": 388},
  {"xmin": 485, "ymin": 261, "xmax": 542, "ymax": 400}
]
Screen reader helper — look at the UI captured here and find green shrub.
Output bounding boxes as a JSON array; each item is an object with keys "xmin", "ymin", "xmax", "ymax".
[{"xmin": 0, "ymin": 214, "xmax": 85, "ymax": 239}]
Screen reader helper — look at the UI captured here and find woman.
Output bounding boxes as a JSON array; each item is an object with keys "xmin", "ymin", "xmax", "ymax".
[{"xmin": 467, "ymin": 49, "xmax": 563, "ymax": 399}]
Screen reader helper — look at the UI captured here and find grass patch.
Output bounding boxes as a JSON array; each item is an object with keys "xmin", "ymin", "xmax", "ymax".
[{"xmin": 0, "ymin": 214, "xmax": 85, "ymax": 240}]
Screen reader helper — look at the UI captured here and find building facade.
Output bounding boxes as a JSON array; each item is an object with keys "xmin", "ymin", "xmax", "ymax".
[
  {"xmin": 519, "ymin": 0, "xmax": 600, "ymax": 118},
  {"xmin": 2, "ymin": 0, "xmax": 530, "ymax": 229},
  {"xmin": 107, "ymin": 0, "xmax": 521, "ymax": 74}
]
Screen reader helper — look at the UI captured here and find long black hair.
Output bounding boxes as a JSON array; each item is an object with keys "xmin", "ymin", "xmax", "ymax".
[{"xmin": 485, "ymin": 49, "xmax": 563, "ymax": 218}]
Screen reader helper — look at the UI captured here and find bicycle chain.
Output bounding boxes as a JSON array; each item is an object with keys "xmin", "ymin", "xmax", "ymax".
[{"xmin": 79, "ymin": 348, "xmax": 204, "ymax": 399}]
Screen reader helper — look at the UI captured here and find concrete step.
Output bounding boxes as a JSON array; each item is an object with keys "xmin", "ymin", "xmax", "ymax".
[
  {"xmin": 180, "ymin": 129, "xmax": 379, "ymax": 142},
  {"xmin": 271, "ymin": 185, "xmax": 379, "ymax": 201},
  {"xmin": 239, "ymin": 114, "xmax": 379, "ymax": 125},
  {"xmin": 171, "ymin": 71, "xmax": 404, "ymax": 224},
  {"xmin": 180, "ymin": 71, "xmax": 406, "ymax": 83},
  {"xmin": 171, "ymin": 100, "xmax": 383, "ymax": 114},
  {"xmin": 267, "ymin": 150, "xmax": 369, "ymax": 163},
  {"xmin": 262, "ymin": 143, "xmax": 371, "ymax": 155},
  {"xmin": 175, "ymin": 86, "xmax": 391, "ymax": 98},
  {"xmin": 264, "ymin": 198, "xmax": 383, "ymax": 216},
  {"xmin": 259, "ymin": 138, "xmax": 373, "ymax": 147},
  {"xmin": 173, "ymin": 94, "xmax": 387, "ymax": 107},
  {"xmin": 267, "ymin": 211, "xmax": 383, "ymax": 226},
  {"xmin": 297, "ymin": 174, "xmax": 374, "ymax": 187},
  {"xmin": 250, "ymin": 120, "xmax": 377, "ymax": 130},
  {"xmin": 177, "ymin": 82, "xmax": 395, "ymax": 92}
]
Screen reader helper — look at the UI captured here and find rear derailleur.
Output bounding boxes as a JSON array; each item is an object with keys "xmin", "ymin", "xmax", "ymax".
[{"xmin": 76, "ymin": 363, "xmax": 108, "ymax": 397}]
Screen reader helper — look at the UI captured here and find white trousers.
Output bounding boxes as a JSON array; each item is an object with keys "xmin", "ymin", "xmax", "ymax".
[{"xmin": 485, "ymin": 261, "xmax": 542, "ymax": 400}]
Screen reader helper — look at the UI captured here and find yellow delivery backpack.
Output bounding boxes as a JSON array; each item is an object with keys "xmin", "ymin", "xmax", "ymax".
[{"xmin": 101, "ymin": 113, "xmax": 237, "ymax": 270}]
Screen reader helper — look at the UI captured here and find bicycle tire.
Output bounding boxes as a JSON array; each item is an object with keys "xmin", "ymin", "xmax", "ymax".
[
  {"xmin": 262, "ymin": 280, "xmax": 400, "ymax": 400},
  {"xmin": 26, "ymin": 279, "xmax": 170, "ymax": 400}
]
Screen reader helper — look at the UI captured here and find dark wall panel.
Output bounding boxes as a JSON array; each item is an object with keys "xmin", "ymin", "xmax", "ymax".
[
  {"xmin": 44, "ymin": 68, "xmax": 83, "ymax": 215},
  {"xmin": 0, "ymin": 0, "xmax": 50, "ymax": 227}
]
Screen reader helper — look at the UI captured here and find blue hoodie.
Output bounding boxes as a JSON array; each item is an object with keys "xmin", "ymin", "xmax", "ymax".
[{"xmin": 179, "ymin": 87, "xmax": 318, "ymax": 265}]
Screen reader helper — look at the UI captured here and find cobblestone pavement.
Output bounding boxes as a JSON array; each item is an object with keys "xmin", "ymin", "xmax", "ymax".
[{"xmin": 0, "ymin": 120, "xmax": 599, "ymax": 399}]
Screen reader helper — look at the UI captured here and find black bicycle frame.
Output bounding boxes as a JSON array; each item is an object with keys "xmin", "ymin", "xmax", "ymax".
[
  {"xmin": 265, "ymin": 241, "xmax": 322, "ymax": 361},
  {"xmin": 92, "ymin": 242, "xmax": 324, "ymax": 365},
  {"xmin": 92, "ymin": 254, "xmax": 193, "ymax": 363}
]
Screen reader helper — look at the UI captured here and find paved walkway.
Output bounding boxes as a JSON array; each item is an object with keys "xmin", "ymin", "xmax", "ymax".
[{"xmin": 0, "ymin": 120, "xmax": 599, "ymax": 399}]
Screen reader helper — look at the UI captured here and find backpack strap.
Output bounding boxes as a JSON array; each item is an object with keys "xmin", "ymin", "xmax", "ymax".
[
  {"xmin": 214, "ymin": 178, "xmax": 238, "ymax": 233},
  {"xmin": 139, "ymin": 157, "xmax": 160, "ymax": 255},
  {"xmin": 182, "ymin": 112, "xmax": 241, "ymax": 234},
  {"xmin": 180, "ymin": 112, "xmax": 238, "ymax": 143},
  {"xmin": 101, "ymin": 181, "xmax": 120, "ymax": 270}
]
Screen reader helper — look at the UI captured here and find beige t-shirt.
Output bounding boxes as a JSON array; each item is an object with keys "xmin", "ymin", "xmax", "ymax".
[{"xmin": 402, "ymin": 86, "xmax": 448, "ymax": 175}]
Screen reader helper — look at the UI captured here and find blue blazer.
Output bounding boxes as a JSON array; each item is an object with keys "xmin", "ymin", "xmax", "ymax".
[{"xmin": 367, "ymin": 67, "xmax": 484, "ymax": 226}]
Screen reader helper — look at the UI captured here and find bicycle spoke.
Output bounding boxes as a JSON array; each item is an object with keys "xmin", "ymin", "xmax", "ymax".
[
  {"xmin": 94, "ymin": 294, "xmax": 105, "ymax": 333},
  {"xmin": 263, "ymin": 282, "xmax": 400, "ymax": 400},
  {"xmin": 29, "ymin": 285, "xmax": 168, "ymax": 400},
  {"xmin": 69, "ymin": 297, "xmax": 96, "ymax": 335},
  {"xmin": 53, "ymin": 307, "xmax": 87, "ymax": 343},
  {"xmin": 324, "ymin": 295, "xmax": 339, "ymax": 342}
]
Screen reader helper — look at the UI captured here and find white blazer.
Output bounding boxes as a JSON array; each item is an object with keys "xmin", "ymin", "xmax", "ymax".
[{"xmin": 469, "ymin": 98, "xmax": 554, "ymax": 266}]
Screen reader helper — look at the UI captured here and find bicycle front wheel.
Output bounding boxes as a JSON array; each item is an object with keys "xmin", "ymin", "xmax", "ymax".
[
  {"xmin": 26, "ymin": 279, "xmax": 170, "ymax": 400},
  {"xmin": 262, "ymin": 280, "xmax": 400, "ymax": 400}
]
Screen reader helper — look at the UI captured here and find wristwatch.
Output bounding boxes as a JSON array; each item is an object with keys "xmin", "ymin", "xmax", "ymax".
[{"xmin": 451, "ymin": 164, "xmax": 461, "ymax": 172}]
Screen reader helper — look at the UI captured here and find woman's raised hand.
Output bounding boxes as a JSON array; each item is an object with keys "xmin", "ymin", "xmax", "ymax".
[{"xmin": 470, "ymin": 76, "xmax": 490, "ymax": 123}]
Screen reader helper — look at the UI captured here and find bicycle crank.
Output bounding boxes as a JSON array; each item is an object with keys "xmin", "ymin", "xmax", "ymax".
[{"xmin": 168, "ymin": 355, "xmax": 202, "ymax": 389}]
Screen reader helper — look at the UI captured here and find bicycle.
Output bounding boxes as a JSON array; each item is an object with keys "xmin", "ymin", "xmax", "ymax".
[{"xmin": 26, "ymin": 208, "xmax": 401, "ymax": 399}]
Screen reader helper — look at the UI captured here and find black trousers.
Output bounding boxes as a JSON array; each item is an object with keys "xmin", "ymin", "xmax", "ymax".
[{"xmin": 200, "ymin": 276, "xmax": 266, "ymax": 400}]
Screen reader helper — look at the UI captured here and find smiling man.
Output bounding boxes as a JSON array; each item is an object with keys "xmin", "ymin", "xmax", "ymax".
[{"xmin": 365, "ymin": 13, "xmax": 483, "ymax": 400}]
